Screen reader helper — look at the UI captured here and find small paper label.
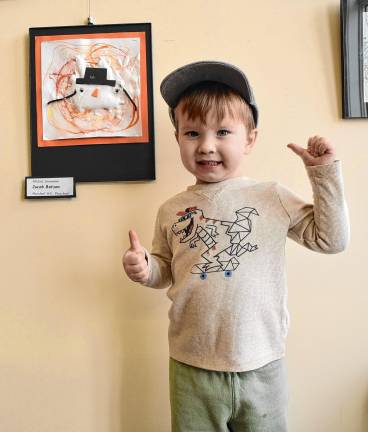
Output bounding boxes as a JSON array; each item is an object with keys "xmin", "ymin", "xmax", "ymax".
[{"xmin": 25, "ymin": 177, "xmax": 75, "ymax": 199}]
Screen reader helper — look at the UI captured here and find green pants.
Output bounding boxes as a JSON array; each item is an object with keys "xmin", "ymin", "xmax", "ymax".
[{"xmin": 169, "ymin": 357, "xmax": 288, "ymax": 432}]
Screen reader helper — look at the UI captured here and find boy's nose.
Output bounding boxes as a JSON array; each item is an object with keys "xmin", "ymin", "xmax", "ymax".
[{"xmin": 197, "ymin": 136, "xmax": 216, "ymax": 153}]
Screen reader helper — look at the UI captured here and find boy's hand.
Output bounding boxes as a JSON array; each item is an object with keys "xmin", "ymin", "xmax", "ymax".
[
  {"xmin": 122, "ymin": 229, "xmax": 149, "ymax": 283},
  {"xmin": 287, "ymin": 136, "xmax": 337, "ymax": 166}
]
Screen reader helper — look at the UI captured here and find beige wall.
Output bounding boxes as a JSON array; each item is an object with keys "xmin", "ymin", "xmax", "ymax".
[{"xmin": 0, "ymin": 0, "xmax": 367, "ymax": 431}]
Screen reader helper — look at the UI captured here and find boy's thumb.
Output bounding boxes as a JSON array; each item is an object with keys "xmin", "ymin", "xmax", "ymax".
[
  {"xmin": 287, "ymin": 143, "xmax": 304, "ymax": 157},
  {"xmin": 129, "ymin": 229, "xmax": 142, "ymax": 252}
]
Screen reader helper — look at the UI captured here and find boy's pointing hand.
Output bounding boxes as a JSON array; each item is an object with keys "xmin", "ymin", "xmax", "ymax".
[
  {"xmin": 122, "ymin": 229, "xmax": 149, "ymax": 283},
  {"xmin": 287, "ymin": 136, "xmax": 337, "ymax": 166}
]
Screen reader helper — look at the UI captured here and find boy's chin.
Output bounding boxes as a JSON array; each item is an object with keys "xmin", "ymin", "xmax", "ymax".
[
  {"xmin": 195, "ymin": 177, "xmax": 220, "ymax": 184},
  {"xmin": 194, "ymin": 174, "xmax": 232, "ymax": 184}
]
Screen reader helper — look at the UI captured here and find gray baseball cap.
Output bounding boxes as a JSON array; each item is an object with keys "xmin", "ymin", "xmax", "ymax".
[{"xmin": 160, "ymin": 60, "xmax": 259, "ymax": 127}]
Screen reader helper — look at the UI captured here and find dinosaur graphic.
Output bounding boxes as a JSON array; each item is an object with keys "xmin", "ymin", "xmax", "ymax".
[{"xmin": 172, "ymin": 206, "xmax": 259, "ymax": 279}]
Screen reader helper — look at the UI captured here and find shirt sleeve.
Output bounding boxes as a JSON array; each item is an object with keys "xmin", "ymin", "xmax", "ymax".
[
  {"xmin": 275, "ymin": 160, "xmax": 350, "ymax": 254},
  {"xmin": 142, "ymin": 206, "xmax": 173, "ymax": 289}
]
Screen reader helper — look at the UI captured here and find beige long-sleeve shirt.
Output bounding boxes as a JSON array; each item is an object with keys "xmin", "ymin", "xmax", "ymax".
[{"xmin": 143, "ymin": 161, "xmax": 350, "ymax": 372}]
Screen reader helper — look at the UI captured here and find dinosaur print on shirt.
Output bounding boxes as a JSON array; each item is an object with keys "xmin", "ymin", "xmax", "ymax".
[{"xmin": 171, "ymin": 206, "xmax": 259, "ymax": 278}]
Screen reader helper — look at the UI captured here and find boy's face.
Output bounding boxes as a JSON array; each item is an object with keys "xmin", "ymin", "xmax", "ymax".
[{"xmin": 174, "ymin": 104, "xmax": 257, "ymax": 184}]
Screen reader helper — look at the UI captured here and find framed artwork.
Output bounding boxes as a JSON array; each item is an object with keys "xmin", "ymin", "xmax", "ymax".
[
  {"xmin": 341, "ymin": 0, "xmax": 368, "ymax": 119},
  {"xmin": 29, "ymin": 23, "xmax": 155, "ymax": 182}
]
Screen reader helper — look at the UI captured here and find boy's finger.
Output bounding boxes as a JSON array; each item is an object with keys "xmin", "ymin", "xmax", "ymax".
[
  {"xmin": 124, "ymin": 252, "xmax": 142, "ymax": 266},
  {"xmin": 126, "ymin": 261, "xmax": 147, "ymax": 273},
  {"xmin": 317, "ymin": 141, "xmax": 327, "ymax": 156},
  {"xmin": 130, "ymin": 272, "xmax": 148, "ymax": 283},
  {"xmin": 129, "ymin": 229, "xmax": 142, "ymax": 252},
  {"xmin": 308, "ymin": 136, "xmax": 319, "ymax": 148}
]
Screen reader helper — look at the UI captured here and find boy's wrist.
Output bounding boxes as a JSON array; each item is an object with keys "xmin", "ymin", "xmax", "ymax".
[
  {"xmin": 305, "ymin": 159, "xmax": 341, "ymax": 177},
  {"xmin": 304, "ymin": 157, "xmax": 337, "ymax": 167}
]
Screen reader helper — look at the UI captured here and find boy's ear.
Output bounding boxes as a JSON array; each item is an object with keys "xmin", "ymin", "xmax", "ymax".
[{"xmin": 244, "ymin": 128, "xmax": 258, "ymax": 154}]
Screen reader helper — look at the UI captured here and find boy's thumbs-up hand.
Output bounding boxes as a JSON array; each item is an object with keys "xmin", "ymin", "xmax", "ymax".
[
  {"xmin": 122, "ymin": 229, "xmax": 149, "ymax": 283},
  {"xmin": 287, "ymin": 135, "xmax": 337, "ymax": 167}
]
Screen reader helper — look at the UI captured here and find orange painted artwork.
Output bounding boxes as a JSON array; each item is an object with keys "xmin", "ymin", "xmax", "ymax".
[{"xmin": 35, "ymin": 32, "xmax": 149, "ymax": 147}]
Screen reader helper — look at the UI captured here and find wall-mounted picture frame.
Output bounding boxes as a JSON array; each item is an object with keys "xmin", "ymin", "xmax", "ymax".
[
  {"xmin": 29, "ymin": 23, "xmax": 155, "ymax": 182},
  {"xmin": 341, "ymin": 0, "xmax": 368, "ymax": 119}
]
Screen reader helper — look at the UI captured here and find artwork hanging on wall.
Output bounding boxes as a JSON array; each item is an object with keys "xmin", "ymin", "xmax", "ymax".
[
  {"xmin": 29, "ymin": 23, "xmax": 155, "ymax": 182},
  {"xmin": 341, "ymin": 0, "xmax": 368, "ymax": 119}
]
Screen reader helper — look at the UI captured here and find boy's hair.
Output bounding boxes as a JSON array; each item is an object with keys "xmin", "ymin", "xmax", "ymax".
[{"xmin": 170, "ymin": 81, "xmax": 256, "ymax": 133}]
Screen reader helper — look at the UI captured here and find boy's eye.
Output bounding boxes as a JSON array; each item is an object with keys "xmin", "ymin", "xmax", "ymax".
[
  {"xmin": 184, "ymin": 131, "xmax": 199, "ymax": 137},
  {"xmin": 217, "ymin": 129, "xmax": 230, "ymax": 136}
]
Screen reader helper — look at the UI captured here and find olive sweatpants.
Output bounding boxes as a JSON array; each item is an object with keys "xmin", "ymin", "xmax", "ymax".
[{"xmin": 169, "ymin": 357, "xmax": 288, "ymax": 432}]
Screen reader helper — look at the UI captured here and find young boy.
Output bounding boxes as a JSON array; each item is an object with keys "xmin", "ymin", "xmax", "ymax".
[{"xmin": 122, "ymin": 61, "xmax": 350, "ymax": 431}]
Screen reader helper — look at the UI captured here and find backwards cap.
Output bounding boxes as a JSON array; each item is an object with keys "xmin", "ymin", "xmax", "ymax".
[{"xmin": 160, "ymin": 60, "xmax": 259, "ymax": 127}]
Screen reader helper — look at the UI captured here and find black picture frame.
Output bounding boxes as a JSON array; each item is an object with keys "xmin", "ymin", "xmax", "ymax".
[
  {"xmin": 341, "ymin": 0, "xmax": 368, "ymax": 119},
  {"xmin": 29, "ymin": 23, "xmax": 155, "ymax": 182}
]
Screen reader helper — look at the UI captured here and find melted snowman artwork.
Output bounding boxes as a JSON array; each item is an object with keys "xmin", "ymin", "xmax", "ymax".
[{"xmin": 41, "ymin": 41, "xmax": 141, "ymax": 141}]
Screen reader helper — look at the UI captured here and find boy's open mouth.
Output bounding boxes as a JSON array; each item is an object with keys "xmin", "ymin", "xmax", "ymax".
[{"xmin": 197, "ymin": 160, "xmax": 222, "ymax": 166}]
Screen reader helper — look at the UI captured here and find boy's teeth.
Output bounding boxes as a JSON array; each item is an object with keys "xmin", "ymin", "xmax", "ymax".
[{"xmin": 201, "ymin": 161, "xmax": 220, "ymax": 166}]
